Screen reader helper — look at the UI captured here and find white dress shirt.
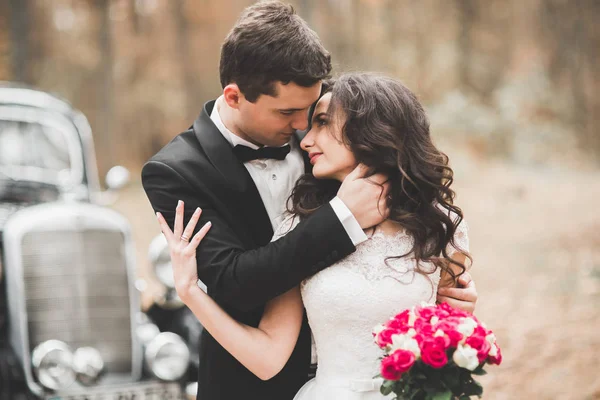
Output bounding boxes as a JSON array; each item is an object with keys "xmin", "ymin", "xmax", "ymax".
[{"xmin": 210, "ymin": 96, "xmax": 367, "ymax": 245}]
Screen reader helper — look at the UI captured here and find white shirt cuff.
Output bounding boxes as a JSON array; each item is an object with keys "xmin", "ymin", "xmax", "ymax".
[{"xmin": 329, "ymin": 196, "xmax": 368, "ymax": 246}]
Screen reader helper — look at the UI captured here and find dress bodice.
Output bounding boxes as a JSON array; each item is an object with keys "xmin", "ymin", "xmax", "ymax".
[{"xmin": 274, "ymin": 214, "xmax": 469, "ymax": 399}]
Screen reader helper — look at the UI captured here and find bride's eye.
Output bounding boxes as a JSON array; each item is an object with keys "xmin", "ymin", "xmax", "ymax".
[{"xmin": 315, "ymin": 116, "xmax": 328, "ymax": 127}]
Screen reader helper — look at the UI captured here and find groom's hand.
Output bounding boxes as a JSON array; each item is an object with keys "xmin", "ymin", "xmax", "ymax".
[
  {"xmin": 337, "ymin": 164, "xmax": 390, "ymax": 229},
  {"xmin": 436, "ymin": 272, "xmax": 478, "ymax": 314}
]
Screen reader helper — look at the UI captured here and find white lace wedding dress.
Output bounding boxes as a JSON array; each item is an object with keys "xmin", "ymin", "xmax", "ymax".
[{"xmin": 274, "ymin": 214, "xmax": 469, "ymax": 400}]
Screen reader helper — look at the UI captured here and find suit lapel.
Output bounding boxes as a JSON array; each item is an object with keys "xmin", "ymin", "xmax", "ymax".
[{"xmin": 193, "ymin": 101, "xmax": 273, "ymax": 244}]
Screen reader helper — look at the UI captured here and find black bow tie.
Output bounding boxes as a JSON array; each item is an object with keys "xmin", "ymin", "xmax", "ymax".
[{"xmin": 233, "ymin": 144, "xmax": 291, "ymax": 162}]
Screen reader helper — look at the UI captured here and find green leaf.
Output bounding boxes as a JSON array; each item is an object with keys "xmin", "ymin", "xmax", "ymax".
[
  {"xmin": 426, "ymin": 391, "xmax": 452, "ymax": 400},
  {"xmin": 441, "ymin": 367, "xmax": 461, "ymax": 392},
  {"xmin": 471, "ymin": 366, "xmax": 487, "ymax": 376},
  {"xmin": 459, "ymin": 396, "xmax": 471, "ymax": 400},
  {"xmin": 463, "ymin": 380, "xmax": 484, "ymax": 397},
  {"xmin": 380, "ymin": 380, "xmax": 395, "ymax": 396}
]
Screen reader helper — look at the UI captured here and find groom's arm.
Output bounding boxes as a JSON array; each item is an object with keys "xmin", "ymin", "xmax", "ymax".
[{"xmin": 142, "ymin": 160, "xmax": 356, "ymax": 311}]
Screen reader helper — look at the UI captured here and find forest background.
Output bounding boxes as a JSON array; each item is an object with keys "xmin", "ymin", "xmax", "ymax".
[{"xmin": 2, "ymin": 1, "xmax": 599, "ymax": 399}]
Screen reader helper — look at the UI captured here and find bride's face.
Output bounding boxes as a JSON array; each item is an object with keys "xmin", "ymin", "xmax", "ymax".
[{"xmin": 300, "ymin": 93, "xmax": 357, "ymax": 181}]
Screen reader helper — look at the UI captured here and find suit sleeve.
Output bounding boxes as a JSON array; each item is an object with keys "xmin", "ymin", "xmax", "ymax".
[{"xmin": 142, "ymin": 160, "xmax": 356, "ymax": 311}]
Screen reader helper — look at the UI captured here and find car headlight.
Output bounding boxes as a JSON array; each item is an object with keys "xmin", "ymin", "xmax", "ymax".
[
  {"xmin": 31, "ymin": 340, "xmax": 75, "ymax": 391},
  {"xmin": 148, "ymin": 234, "xmax": 174, "ymax": 289},
  {"xmin": 73, "ymin": 347, "xmax": 104, "ymax": 386},
  {"xmin": 145, "ymin": 332, "xmax": 190, "ymax": 381}
]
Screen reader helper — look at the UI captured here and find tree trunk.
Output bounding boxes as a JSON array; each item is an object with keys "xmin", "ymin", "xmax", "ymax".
[
  {"xmin": 171, "ymin": 0, "xmax": 198, "ymax": 121},
  {"xmin": 95, "ymin": 0, "xmax": 114, "ymax": 177},
  {"xmin": 456, "ymin": 0, "xmax": 476, "ymax": 91},
  {"xmin": 8, "ymin": 0, "xmax": 30, "ymax": 83}
]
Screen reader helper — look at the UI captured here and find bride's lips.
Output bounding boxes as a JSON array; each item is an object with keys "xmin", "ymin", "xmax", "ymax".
[{"xmin": 309, "ymin": 152, "xmax": 322, "ymax": 164}]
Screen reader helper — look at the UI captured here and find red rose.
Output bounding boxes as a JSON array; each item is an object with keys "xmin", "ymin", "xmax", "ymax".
[
  {"xmin": 450, "ymin": 308, "xmax": 470, "ymax": 318},
  {"xmin": 445, "ymin": 329, "xmax": 463, "ymax": 348},
  {"xmin": 377, "ymin": 329, "xmax": 395, "ymax": 347},
  {"xmin": 386, "ymin": 310, "xmax": 412, "ymax": 333},
  {"xmin": 420, "ymin": 338, "xmax": 448, "ymax": 369},
  {"xmin": 381, "ymin": 356, "xmax": 401, "ymax": 380},
  {"xmin": 433, "ymin": 307, "xmax": 450, "ymax": 319},
  {"xmin": 414, "ymin": 318, "xmax": 434, "ymax": 335},
  {"xmin": 391, "ymin": 349, "xmax": 416, "ymax": 374},
  {"xmin": 417, "ymin": 306, "xmax": 436, "ymax": 321},
  {"xmin": 488, "ymin": 346, "xmax": 502, "ymax": 365},
  {"xmin": 435, "ymin": 318, "xmax": 463, "ymax": 347},
  {"xmin": 392, "ymin": 309, "xmax": 411, "ymax": 325},
  {"xmin": 465, "ymin": 331, "xmax": 491, "ymax": 363},
  {"xmin": 434, "ymin": 335, "xmax": 451, "ymax": 350}
]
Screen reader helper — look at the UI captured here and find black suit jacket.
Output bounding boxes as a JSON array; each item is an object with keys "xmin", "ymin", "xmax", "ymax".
[{"xmin": 141, "ymin": 101, "xmax": 356, "ymax": 400}]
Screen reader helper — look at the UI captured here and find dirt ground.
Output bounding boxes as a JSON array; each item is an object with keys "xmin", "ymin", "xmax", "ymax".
[{"xmin": 112, "ymin": 153, "xmax": 600, "ymax": 400}]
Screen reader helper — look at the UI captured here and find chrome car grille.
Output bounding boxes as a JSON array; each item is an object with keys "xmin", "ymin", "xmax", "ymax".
[
  {"xmin": 4, "ymin": 202, "xmax": 142, "ymax": 394},
  {"xmin": 21, "ymin": 229, "xmax": 132, "ymax": 372}
]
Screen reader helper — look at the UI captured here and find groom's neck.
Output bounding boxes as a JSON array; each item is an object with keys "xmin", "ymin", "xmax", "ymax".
[{"xmin": 217, "ymin": 99, "xmax": 263, "ymax": 147}]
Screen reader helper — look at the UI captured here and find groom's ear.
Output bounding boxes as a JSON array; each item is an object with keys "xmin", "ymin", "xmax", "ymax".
[{"xmin": 223, "ymin": 84, "xmax": 243, "ymax": 109}]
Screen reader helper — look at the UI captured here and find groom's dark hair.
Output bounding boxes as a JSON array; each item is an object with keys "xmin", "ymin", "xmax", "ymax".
[{"xmin": 220, "ymin": 1, "xmax": 332, "ymax": 102}]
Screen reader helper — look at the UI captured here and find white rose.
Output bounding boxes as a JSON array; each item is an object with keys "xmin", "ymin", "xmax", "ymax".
[
  {"xmin": 390, "ymin": 333, "xmax": 421, "ymax": 358},
  {"xmin": 373, "ymin": 324, "xmax": 386, "ymax": 336},
  {"xmin": 433, "ymin": 329, "xmax": 445, "ymax": 338},
  {"xmin": 457, "ymin": 317, "xmax": 478, "ymax": 337},
  {"xmin": 408, "ymin": 310, "xmax": 418, "ymax": 327},
  {"xmin": 453, "ymin": 344, "xmax": 479, "ymax": 371},
  {"xmin": 488, "ymin": 343, "xmax": 498, "ymax": 358},
  {"xmin": 485, "ymin": 333, "xmax": 496, "ymax": 346},
  {"xmin": 431, "ymin": 316, "xmax": 439, "ymax": 325}
]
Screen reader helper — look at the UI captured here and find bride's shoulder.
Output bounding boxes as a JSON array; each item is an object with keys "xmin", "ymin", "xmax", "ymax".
[{"xmin": 434, "ymin": 203, "xmax": 469, "ymax": 253}]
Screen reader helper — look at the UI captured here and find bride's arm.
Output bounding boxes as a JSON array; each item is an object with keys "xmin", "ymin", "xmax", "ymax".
[
  {"xmin": 181, "ymin": 283, "xmax": 303, "ymax": 380},
  {"xmin": 436, "ymin": 217, "xmax": 477, "ymax": 312},
  {"xmin": 157, "ymin": 202, "xmax": 304, "ymax": 380}
]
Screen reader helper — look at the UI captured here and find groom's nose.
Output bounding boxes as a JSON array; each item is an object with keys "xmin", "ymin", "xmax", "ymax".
[{"xmin": 291, "ymin": 110, "xmax": 310, "ymax": 131}]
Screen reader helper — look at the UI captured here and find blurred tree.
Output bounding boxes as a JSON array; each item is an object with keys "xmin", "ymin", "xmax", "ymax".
[
  {"xmin": 94, "ymin": 0, "xmax": 114, "ymax": 175},
  {"xmin": 8, "ymin": 0, "xmax": 31, "ymax": 83},
  {"xmin": 171, "ymin": 0, "xmax": 200, "ymax": 121}
]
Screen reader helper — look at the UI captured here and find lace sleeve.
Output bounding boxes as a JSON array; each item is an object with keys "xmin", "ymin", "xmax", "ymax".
[
  {"xmin": 271, "ymin": 213, "xmax": 301, "ymax": 242},
  {"xmin": 447, "ymin": 216, "xmax": 469, "ymax": 257}
]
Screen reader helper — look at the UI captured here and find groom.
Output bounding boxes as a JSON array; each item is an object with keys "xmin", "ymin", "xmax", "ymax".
[{"xmin": 142, "ymin": 1, "xmax": 477, "ymax": 399}]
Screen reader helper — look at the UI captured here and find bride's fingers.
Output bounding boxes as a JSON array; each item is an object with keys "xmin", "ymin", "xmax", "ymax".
[
  {"xmin": 173, "ymin": 200, "xmax": 184, "ymax": 238},
  {"xmin": 156, "ymin": 212, "xmax": 175, "ymax": 245},
  {"xmin": 184, "ymin": 221, "xmax": 212, "ymax": 255},
  {"xmin": 182, "ymin": 207, "xmax": 202, "ymax": 242}
]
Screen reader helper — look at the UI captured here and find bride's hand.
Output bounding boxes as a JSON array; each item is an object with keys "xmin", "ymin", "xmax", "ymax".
[{"xmin": 156, "ymin": 200, "xmax": 212, "ymax": 301}]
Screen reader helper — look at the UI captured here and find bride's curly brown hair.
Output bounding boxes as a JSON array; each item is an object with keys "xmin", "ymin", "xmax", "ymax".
[{"xmin": 288, "ymin": 73, "xmax": 471, "ymax": 285}]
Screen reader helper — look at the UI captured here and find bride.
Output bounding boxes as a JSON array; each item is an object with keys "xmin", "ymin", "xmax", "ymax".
[{"xmin": 156, "ymin": 73, "xmax": 471, "ymax": 399}]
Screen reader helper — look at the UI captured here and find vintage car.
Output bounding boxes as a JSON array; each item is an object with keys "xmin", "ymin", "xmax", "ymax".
[{"xmin": 0, "ymin": 83, "xmax": 190, "ymax": 399}]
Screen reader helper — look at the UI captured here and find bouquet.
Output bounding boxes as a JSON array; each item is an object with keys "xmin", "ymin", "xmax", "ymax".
[{"xmin": 372, "ymin": 303, "xmax": 502, "ymax": 400}]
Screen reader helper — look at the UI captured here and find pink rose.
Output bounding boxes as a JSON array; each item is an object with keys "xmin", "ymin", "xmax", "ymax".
[
  {"xmin": 414, "ymin": 318, "xmax": 434, "ymax": 335},
  {"xmin": 435, "ymin": 318, "xmax": 464, "ymax": 348},
  {"xmin": 420, "ymin": 338, "xmax": 448, "ymax": 369},
  {"xmin": 465, "ymin": 331, "xmax": 491, "ymax": 363},
  {"xmin": 445, "ymin": 329, "xmax": 463, "ymax": 348},
  {"xmin": 387, "ymin": 315, "xmax": 411, "ymax": 334},
  {"xmin": 417, "ymin": 306, "xmax": 436, "ymax": 321},
  {"xmin": 433, "ymin": 335, "xmax": 451, "ymax": 350},
  {"xmin": 392, "ymin": 309, "xmax": 411, "ymax": 326},
  {"xmin": 377, "ymin": 329, "xmax": 395, "ymax": 347},
  {"xmin": 433, "ymin": 307, "xmax": 450, "ymax": 319},
  {"xmin": 391, "ymin": 349, "xmax": 416, "ymax": 374},
  {"xmin": 438, "ymin": 302, "xmax": 455, "ymax": 314},
  {"xmin": 488, "ymin": 346, "xmax": 502, "ymax": 365},
  {"xmin": 381, "ymin": 350, "xmax": 415, "ymax": 381}
]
